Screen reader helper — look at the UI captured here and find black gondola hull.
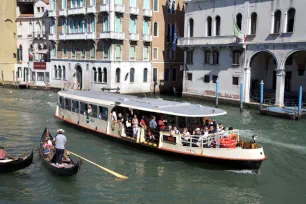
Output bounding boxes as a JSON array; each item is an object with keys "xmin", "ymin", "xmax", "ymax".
[{"xmin": 0, "ymin": 148, "xmax": 34, "ymax": 173}]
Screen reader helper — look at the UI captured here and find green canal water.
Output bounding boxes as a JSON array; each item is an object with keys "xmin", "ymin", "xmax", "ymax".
[{"xmin": 0, "ymin": 88, "xmax": 305, "ymax": 204}]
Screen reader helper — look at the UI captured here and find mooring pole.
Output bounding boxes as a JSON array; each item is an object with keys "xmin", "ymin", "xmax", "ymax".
[
  {"xmin": 240, "ymin": 81, "xmax": 244, "ymax": 112},
  {"xmin": 216, "ymin": 78, "xmax": 219, "ymax": 108},
  {"xmin": 260, "ymin": 80, "xmax": 264, "ymax": 110},
  {"xmin": 298, "ymin": 86, "xmax": 303, "ymax": 117}
]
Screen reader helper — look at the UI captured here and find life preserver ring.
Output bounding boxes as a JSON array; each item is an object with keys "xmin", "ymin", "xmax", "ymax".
[{"xmin": 212, "ymin": 134, "xmax": 238, "ymax": 148}]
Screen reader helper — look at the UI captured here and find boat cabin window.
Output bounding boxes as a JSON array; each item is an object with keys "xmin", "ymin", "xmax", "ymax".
[
  {"xmin": 72, "ymin": 100, "xmax": 79, "ymax": 113},
  {"xmin": 178, "ymin": 116, "xmax": 187, "ymax": 128},
  {"xmin": 58, "ymin": 96, "xmax": 64, "ymax": 108},
  {"xmin": 164, "ymin": 115, "xmax": 176, "ymax": 126},
  {"xmin": 98, "ymin": 106, "xmax": 108, "ymax": 120},
  {"xmin": 89, "ymin": 104, "xmax": 98, "ymax": 118},
  {"xmin": 65, "ymin": 98, "xmax": 72, "ymax": 111},
  {"xmin": 80, "ymin": 102, "xmax": 88, "ymax": 115},
  {"xmin": 187, "ymin": 117, "xmax": 201, "ymax": 130}
]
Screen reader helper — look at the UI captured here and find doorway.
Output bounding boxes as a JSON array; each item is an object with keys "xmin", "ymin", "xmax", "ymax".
[{"xmin": 76, "ymin": 65, "xmax": 82, "ymax": 90}]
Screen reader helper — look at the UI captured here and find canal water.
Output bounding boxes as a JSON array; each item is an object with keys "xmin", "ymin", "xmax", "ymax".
[{"xmin": 0, "ymin": 88, "xmax": 305, "ymax": 204}]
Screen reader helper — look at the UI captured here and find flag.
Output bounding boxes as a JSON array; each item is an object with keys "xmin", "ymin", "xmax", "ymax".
[
  {"xmin": 233, "ymin": 19, "xmax": 245, "ymax": 43},
  {"xmin": 29, "ymin": 47, "xmax": 33, "ymax": 61},
  {"xmin": 172, "ymin": 26, "xmax": 178, "ymax": 51}
]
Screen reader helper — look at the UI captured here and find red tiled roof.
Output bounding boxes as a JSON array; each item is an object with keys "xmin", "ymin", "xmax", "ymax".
[{"xmin": 42, "ymin": 0, "xmax": 49, "ymax": 4}]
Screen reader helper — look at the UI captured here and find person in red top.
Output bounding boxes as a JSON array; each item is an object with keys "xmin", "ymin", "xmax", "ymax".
[
  {"xmin": 140, "ymin": 116, "xmax": 147, "ymax": 130},
  {"xmin": 158, "ymin": 115, "xmax": 167, "ymax": 131},
  {"xmin": 0, "ymin": 146, "xmax": 7, "ymax": 160}
]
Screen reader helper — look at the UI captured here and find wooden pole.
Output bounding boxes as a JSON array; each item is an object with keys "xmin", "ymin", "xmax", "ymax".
[{"xmin": 68, "ymin": 151, "xmax": 128, "ymax": 180}]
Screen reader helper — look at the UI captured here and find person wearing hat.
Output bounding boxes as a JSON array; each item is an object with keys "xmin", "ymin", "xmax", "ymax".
[{"xmin": 53, "ymin": 129, "xmax": 67, "ymax": 167}]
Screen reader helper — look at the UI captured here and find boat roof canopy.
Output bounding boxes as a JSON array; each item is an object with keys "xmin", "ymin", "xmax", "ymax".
[{"xmin": 58, "ymin": 91, "xmax": 227, "ymax": 117}]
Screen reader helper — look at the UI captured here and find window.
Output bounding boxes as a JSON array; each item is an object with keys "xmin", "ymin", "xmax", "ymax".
[
  {"xmin": 207, "ymin": 16, "xmax": 212, "ymax": 36},
  {"xmin": 104, "ymin": 45, "xmax": 109, "ymax": 59},
  {"xmin": 153, "ymin": 48, "xmax": 158, "ymax": 60},
  {"xmin": 72, "ymin": 100, "xmax": 79, "ymax": 113},
  {"xmin": 58, "ymin": 66, "xmax": 62, "ymax": 79},
  {"xmin": 212, "ymin": 51, "xmax": 219, "ymax": 65},
  {"xmin": 187, "ymin": 73, "xmax": 192, "ymax": 81},
  {"xmin": 189, "ymin": 18, "xmax": 194, "ymax": 37},
  {"xmin": 172, "ymin": 67, "xmax": 176, "ymax": 81},
  {"xmin": 130, "ymin": 68, "xmax": 135, "ymax": 82},
  {"xmin": 186, "ymin": 51, "xmax": 193, "ymax": 64},
  {"xmin": 232, "ymin": 77, "xmax": 239, "ymax": 85},
  {"xmin": 42, "ymin": 7, "xmax": 44, "ymax": 12},
  {"xmin": 154, "ymin": 0, "xmax": 158, "ymax": 11},
  {"xmin": 153, "ymin": 68, "xmax": 157, "ymax": 83},
  {"xmin": 84, "ymin": 18, "xmax": 88, "ymax": 32},
  {"xmin": 63, "ymin": 48, "xmax": 67, "ymax": 58},
  {"xmin": 171, "ymin": 0, "xmax": 176, "ymax": 14},
  {"xmin": 72, "ymin": 48, "xmax": 75, "ymax": 58},
  {"xmin": 129, "ymin": 19, "xmax": 136, "ymax": 33},
  {"xmin": 69, "ymin": 19, "xmax": 74, "ymax": 33},
  {"xmin": 32, "ymin": 72, "xmax": 36, "ymax": 81},
  {"xmin": 65, "ymin": 98, "xmax": 72, "ymax": 111},
  {"xmin": 153, "ymin": 22, "xmax": 158, "ymax": 36},
  {"xmin": 164, "ymin": 68, "xmax": 170, "ymax": 81},
  {"xmin": 45, "ymin": 72, "xmax": 50, "ymax": 82},
  {"xmin": 167, "ymin": 24, "xmax": 171, "ymax": 42},
  {"xmin": 51, "ymin": 45, "xmax": 56, "ymax": 57},
  {"xmin": 62, "ymin": 0, "xmax": 67, "ymax": 9},
  {"xmin": 115, "ymin": 45, "xmax": 121, "ymax": 60},
  {"xmin": 236, "ymin": 13, "xmax": 242, "ymax": 30},
  {"xmin": 63, "ymin": 66, "xmax": 66, "ymax": 80},
  {"xmin": 130, "ymin": 0, "xmax": 136, "ymax": 7},
  {"xmin": 143, "ymin": 47, "xmax": 149, "ymax": 60},
  {"xmin": 103, "ymin": 68, "xmax": 107, "ymax": 83},
  {"xmin": 287, "ymin": 8, "xmax": 295, "ymax": 33},
  {"xmin": 130, "ymin": 46, "xmax": 135, "ymax": 60},
  {"xmin": 59, "ymin": 96, "xmax": 64, "ymax": 108},
  {"xmin": 143, "ymin": 68, "xmax": 148, "ymax": 82},
  {"xmin": 54, "ymin": 66, "xmax": 57, "ymax": 78},
  {"xmin": 91, "ymin": 18, "xmax": 95, "ymax": 32},
  {"xmin": 115, "ymin": 17, "xmax": 121, "ymax": 32},
  {"xmin": 88, "ymin": 104, "xmax": 98, "ymax": 118},
  {"xmin": 204, "ymin": 75, "xmax": 210, "ymax": 83},
  {"xmin": 62, "ymin": 19, "xmax": 67, "ymax": 33},
  {"xmin": 17, "ymin": 45, "xmax": 23, "ymax": 61},
  {"xmin": 37, "ymin": 7, "xmax": 41, "ymax": 12},
  {"xmin": 143, "ymin": 21, "xmax": 149, "ymax": 35},
  {"xmin": 274, "ymin": 10, "xmax": 281, "ymax": 33},
  {"xmin": 93, "ymin": 67, "xmax": 97, "ymax": 82},
  {"xmin": 80, "ymin": 102, "xmax": 88, "ymax": 115},
  {"xmin": 97, "ymin": 68, "xmax": 102, "ymax": 83},
  {"xmin": 103, "ymin": 16, "xmax": 109, "ymax": 32},
  {"xmin": 81, "ymin": 49, "xmax": 86, "ymax": 58},
  {"xmin": 215, "ymin": 16, "xmax": 221, "ymax": 36},
  {"xmin": 91, "ymin": 46, "xmax": 95, "ymax": 58},
  {"xmin": 212, "ymin": 75, "xmax": 218, "ymax": 83},
  {"xmin": 143, "ymin": 0, "xmax": 149, "ymax": 9},
  {"xmin": 166, "ymin": 49, "xmax": 171, "ymax": 60},
  {"xmin": 98, "ymin": 106, "xmax": 108, "ymax": 120},
  {"xmin": 232, "ymin": 51, "xmax": 241, "ymax": 65},
  {"xmin": 251, "ymin": 13, "xmax": 257, "ymax": 35},
  {"xmin": 116, "ymin": 68, "xmax": 120, "ymax": 83},
  {"xmin": 204, "ymin": 51, "xmax": 210, "ymax": 64}
]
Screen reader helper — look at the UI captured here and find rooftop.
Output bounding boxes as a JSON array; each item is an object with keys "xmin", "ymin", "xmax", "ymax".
[{"xmin": 58, "ymin": 91, "xmax": 227, "ymax": 117}]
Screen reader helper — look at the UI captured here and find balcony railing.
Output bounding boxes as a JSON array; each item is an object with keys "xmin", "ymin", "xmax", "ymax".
[
  {"xmin": 129, "ymin": 33, "xmax": 139, "ymax": 41},
  {"xmin": 59, "ymin": 9, "xmax": 67, "ymax": 16},
  {"xmin": 87, "ymin": 6, "xmax": 96, "ymax": 13},
  {"xmin": 129, "ymin": 6, "xmax": 139, "ymax": 15},
  {"xmin": 85, "ymin": 32, "xmax": 96, "ymax": 40},
  {"xmin": 143, "ymin": 8, "xmax": 152, "ymax": 17},
  {"xmin": 59, "ymin": 33, "xmax": 66, "ymax": 40},
  {"xmin": 100, "ymin": 31, "xmax": 125, "ymax": 40},
  {"xmin": 100, "ymin": 4, "xmax": 110, "ymax": 12},
  {"xmin": 177, "ymin": 35, "xmax": 238, "ymax": 47},
  {"xmin": 67, "ymin": 7, "xmax": 86, "ymax": 15},
  {"xmin": 114, "ymin": 4, "xmax": 125, "ymax": 13},
  {"xmin": 48, "ymin": 34, "xmax": 57, "ymax": 41},
  {"xmin": 59, "ymin": 32, "xmax": 96, "ymax": 40},
  {"xmin": 143, "ymin": 34, "xmax": 152, "ymax": 42},
  {"xmin": 48, "ymin": 10, "xmax": 56, "ymax": 17}
]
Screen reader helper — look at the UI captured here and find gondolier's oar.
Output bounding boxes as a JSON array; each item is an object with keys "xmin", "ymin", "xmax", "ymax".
[{"xmin": 68, "ymin": 151, "xmax": 128, "ymax": 180}]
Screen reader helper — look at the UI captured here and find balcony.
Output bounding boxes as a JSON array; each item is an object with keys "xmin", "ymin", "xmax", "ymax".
[
  {"xmin": 100, "ymin": 4, "xmax": 110, "ymax": 12},
  {"xmin": 100, "ymin": 31, "xmax": 125, "ymax": 40},
  {"xmin": 59, "ymin": 33, "xmax": 66, "ymax": 40},
  {"xmin": 177, "ymin": 35, "xmax": 238, "ymax": 47},
  {"xmin": 143, "ymin": 34, "xmax": 152, "ymax": 42},
  {"xmin": 48, "ymin": 34, "xmax": 57, "ymax": 41},
  {"xmin": 143, "ymin": 8, "xmax": 152, "ymax": 17},
  {"xmin": 67, "ymin": 7, "xmax": 86, "ymax": 15},
  {"xmin": 59, "ymin": 9, "xmax": 67, "ymax": 16},
  {"xmin": 87, "ymin": 6, "xmax": 96, "ymax": 13},
  {"xmin": 85, "ymin": 32, "xmax": 96, "ymax": 40},
  {"xmin": 129, "ymin": 33, "xmax": 139, "ymax": 41},
  {"xmin": 129, "ymin": 6, "xmax": 139, "ymax": 15},
  {"xmin": 48, "ymin": 10, "xmax": 56, "ymax": 17},
  {"xmin": 114, "ymin": 4, "xmax": 125, "ymax": 13},
  {"xmin": 59, "ymin": 32, "xmax": 96, "ymax": 40}
]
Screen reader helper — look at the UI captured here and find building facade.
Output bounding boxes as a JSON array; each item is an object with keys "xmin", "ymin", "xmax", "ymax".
[
  {"xmin": 0, "ymin": 0, "xmax": 17, "ymax": 84},
  {"xmin": 179, "ymin": 0, "xmax": 306, "ymax": 107},
  {"xmin": 16, "ymin": 0, "xmax": 52, "ymax": 86}
]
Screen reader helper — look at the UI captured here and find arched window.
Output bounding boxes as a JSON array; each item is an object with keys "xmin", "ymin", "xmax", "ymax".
[
  {"xmin": 274, "ymin": 10, "xmax": 281, "ymax": 33},
  {"xmin": 98, "ymin": 67, "xmax": 102, "ymax": 83},
  {"xmin": 84, "ymin": 18, "xmax": 88, "ymax": 32},
  {"xmin": 18, "ymin": 44, "xmax": 23, "ymax": 61},
  {"xmin": 207, "ymin": 16, "xmax": 212, "ymax": 36},
  {"xmin": 251, "ymin": 12, "xmax": 257, "ymax": 35},
  {"xmin": 54, "ymin": 65, "xmax": 57, "ymax": 78},
  {"xmin": 69, "ymin": 19, "xmax": 74, "ymax": 33},
  {"xmin": 63, "ymin": 66, "xmax": 66, "ymax": 80},
  {"xmin": 287, "ymin": 8, "xmax": 295, "ymax": 32},
  {"xmin": 130, "ymin": 68, "xmax": 135, "ymax": 83},
  {"xmin": 189, "ymin": 18, "xmax": 194, "ymax": 37},
  {"xmin": 236, "ymin": 13, "xmax": 242, "ymax": 30},
  {"xmin": 143, "ymin": 68, "xmax": 148, "ymax": 82},
  {"xmin": 103, "ymin": 16, "xmax": 109, "ymax": 32},
  {"xmin": 153, "ymin": 22, "xmax": 158, "ymax": 36},
  {"xmin": 129, "ymin": 19, "xmax": 136, "ymax": 33},
  {"xmin": 115, "ymin": 45, "xmax": 121, "ymax": 60},
  {"xmin": 62, "ymin": 19, "xmax": 67, "ymax": 33},
  {"xmin": 58, "ymin": 66, "xmax": 62, "ymax": 79},
  {"xmin": 91, "ymin": 17, "xmax": 95, "ymax": 32},
  {"xmin": 103, "ymin": 67, "xmax": 107, "ymax": 83},
  {"xmin": 215, "ymin": 16, "xmax": 221, "ymax": 36},
  {"xmin": 116, "ymin": 68, "xmax": 120, "ymax": 83},
  {"xmin": 130, "ymin": 46, "xmax": 135, "ymax": 60},
  {"xmin": 74, "ymin": 20, "xmax": 78, "ymax": 33},
  {"xmin": 93, "ymin": 67, "xmax": 97, "ymax": 82},
  {"xmin": 115, "ymin": 17, "xmax": 121, "ymax": 32}
]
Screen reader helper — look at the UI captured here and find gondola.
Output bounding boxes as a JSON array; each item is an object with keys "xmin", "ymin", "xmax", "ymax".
[
  {"xmin": 0, "ymin": 146, "xmax": 34, "ymax": 173},
  {"xmin": 40, "ymin": 127, "xmax": 81, "ymax": 176}
]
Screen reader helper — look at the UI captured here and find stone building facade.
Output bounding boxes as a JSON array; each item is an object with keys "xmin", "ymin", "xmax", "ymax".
[{"xmin": 179, "ymin": 0, "xmax": 306, "ymax": 107}]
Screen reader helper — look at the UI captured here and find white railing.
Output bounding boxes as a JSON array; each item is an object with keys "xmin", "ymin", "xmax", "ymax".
[
  {"xmin": 59, "ymin": 9, "xmax": 67, "ymax": 16},
  {"xmin": 143, "ymin": 34, "xmax": 152, "ymax": 42},
  {"xmin": 177, "ymin": 35, "xmax": 238, "ymax": 47},
  {"xmin": 85, "ymin": 32, "xmax": 96, "ymax": 40},
  {"xmin": 114, "ymin": 4, "xmax": 125, "ymax": 13},
  {"xmin": 59, "ymin": 32, "xmax": 96, "ymax": 40},
  {"xmin": 100, "ymin": 4, "xmax": 110, "ymax": 12},
  {"xmin": 48, "ymin": 34, "xmax": 57, "ymax": 41},
  {"xmin": 67, "ymin": 7, "xmax": 86, "ymax": 15},
  {"xmin": 100, "ymin": 31, "xmax": 125, "ymax": 40},
  {"xmin": 48, "ymin": 10, "xmax": 56, "ymax": 17},
  {"xmin": 129, "ymin": 33, "xmax": 139, "ymax": 41},
  {"xmin": 59, "ymin": 33, "xmax": 66, "ymax": 40},
  {"xmin": 143, "ymin": 8, "xmax": 152, "ymax": 17},
  {"xmin": 87, "ymin": 5, "xmax": 96, "ymax": 13},
  {"xmin": 129, "ymin": 6, "xmax": 139, "ymax": 15}
]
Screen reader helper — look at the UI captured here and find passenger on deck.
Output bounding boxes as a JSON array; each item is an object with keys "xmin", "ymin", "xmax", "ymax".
[
  {"xmin": 0, "ymin": 146, "xmax": 7, "ymax": 160},
  {"xmin": 140, "ymin": 115, "xmax": 147, "ymax": 130},
  {"xmin": 193, "ymin": 128, "xmax": 201, "ymax": 135},
  {"xmin": 182, "ymin": 128, "xmax": 191, "ymax": 142},
  {"xmin": 209, "ymin": 126, "xmax": 216, "ymax": 134},
  {"xmin": 173, "ymin": 126, "xmax": 180, "ymax": 134},
  {"xmin": 125, "ymin": 113, "xmax": 132, "ymax": 128},
  {"xmin": 168, "ymin": 125, "xmax": 173, "ymax": 132},
  {"xmin": 111, "ymin": 110, "xmax": 117, "ymax": 122},
  {"xmin": 132, "ymin": 114, "xmax": 139, "ymax": 137},
  {"xmin": 118, "ymin": 113, "xmax": 123, "ymax": 123},
  {"xmin": 149, "ymin": 116, "xmax": 157, "ymax": 129},
  {"xmin": 158, "ymin": 115, "xmax": 166, "ymax": 131},
  {"xmin": 87, "ymin": 105, "xmax": 92, "ymax": 116}
]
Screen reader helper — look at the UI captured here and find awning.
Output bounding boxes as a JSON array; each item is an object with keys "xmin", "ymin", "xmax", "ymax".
[{"xmin": 33, "ymin": 50, "xmax": 49, "ymax": 54}]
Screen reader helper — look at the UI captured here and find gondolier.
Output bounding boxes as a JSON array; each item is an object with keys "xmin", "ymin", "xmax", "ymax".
[{"xmin": 54, "ymin": 129, "xmax": 67, "ymax": 167}]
